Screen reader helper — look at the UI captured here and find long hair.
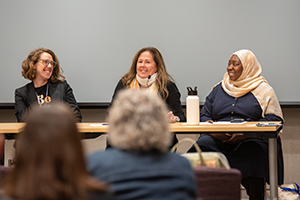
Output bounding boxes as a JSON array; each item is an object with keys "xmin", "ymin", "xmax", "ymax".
[
  {"xmin": 108, "ymin": 89, "xmax": 171, "ymax": 153},
  {"xmin": 121, "ymin": 47, "xmax": 173, "ymax": 100},
  {"xmin": 3, "ymin": 103, "xmax": 107, "ymax": 200},
  {"xmin": 21, "ymin": 48, "xmax": 65, "ymax": 82}
]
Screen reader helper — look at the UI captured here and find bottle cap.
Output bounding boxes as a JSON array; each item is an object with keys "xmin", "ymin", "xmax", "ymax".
[{"xmin": 187, "ymin": 86, "xmax": 198, "ymax": 95}]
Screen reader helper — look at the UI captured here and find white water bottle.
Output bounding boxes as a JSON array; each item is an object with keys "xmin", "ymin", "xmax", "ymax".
[{"xmin": 186, "ymin": 87, "xmax": 199, "ymax": 125}]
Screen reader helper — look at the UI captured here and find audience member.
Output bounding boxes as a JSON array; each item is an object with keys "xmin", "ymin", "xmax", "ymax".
[
  {"xmin": 88, "ymin": 89, "xmax": 196, "ymax": 200},
  {"xmin": 1, "ymin": 103, "xmax": 114, "ymax": 200},
  {"xmin": 0, "ymin": 134, "xmax": 4, "ymax": 165}
]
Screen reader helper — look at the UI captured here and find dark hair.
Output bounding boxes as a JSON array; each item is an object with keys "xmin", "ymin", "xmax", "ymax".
[
  {"xmin": 21, "ymin": 48, "xmax": 65, "ymax": 82},
  {"xmin": 121, "ymin": 47, "xmax": 173, "ymax": 100},
  {"xmin": 3, "ymin": 102, "xmax": 107, "ymax": 200}
]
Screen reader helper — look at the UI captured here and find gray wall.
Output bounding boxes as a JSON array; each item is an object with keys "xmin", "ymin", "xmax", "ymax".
[{"xmin": 1, "ymin": 0, "xmax": 300, "ymax": 103}]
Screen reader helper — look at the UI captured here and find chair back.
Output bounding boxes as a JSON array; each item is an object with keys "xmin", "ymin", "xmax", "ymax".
[{"xmin": 193, "ymin": 166, "xmax": 241, "ymax": 200}]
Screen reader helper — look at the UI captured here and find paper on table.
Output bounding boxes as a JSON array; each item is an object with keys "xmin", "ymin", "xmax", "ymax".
[
  {"xmin": 89, "ymin": 123, "xmax": 108, "ymax": 127},
  {"xmin": 182, "ymin": 123, "xmax": 200, "ymax": 125},
  {"xmin": 211, "ymin": 121, "xmax": 247, "ymax": 125},
  {"xmin": 182, "ymin": 121, "xmax": 247, "ymax": 125}
]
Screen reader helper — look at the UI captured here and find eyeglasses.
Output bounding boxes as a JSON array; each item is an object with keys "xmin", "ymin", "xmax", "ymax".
[{"xmin": 38, "ymin": 59, "xmax": 57, "ymax": 68}]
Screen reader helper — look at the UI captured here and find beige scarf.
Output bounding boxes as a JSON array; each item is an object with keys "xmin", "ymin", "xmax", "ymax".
[
  {"xmin": 129, "ymin": 78, "xmax": 158, "ymax": 93},
  {"xmin": 221, "ymin": 49, "xmax": 283, "ymax": 119}
]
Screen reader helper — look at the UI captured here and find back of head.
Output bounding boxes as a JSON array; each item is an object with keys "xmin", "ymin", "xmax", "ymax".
[
  {"xmin": 108, "ymin": 89, "xmax": 171, "ymax": 153},
  {"xmin": 17, "ymin": 102, "xmax": 84, "ymax": 171},
  {"xmin": 4, "ymin": 102, "xmax": 88, "ymax": 200}
]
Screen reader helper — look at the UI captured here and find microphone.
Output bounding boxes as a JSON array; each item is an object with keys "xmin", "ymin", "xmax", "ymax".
[{"xmin": 146, "ymin": 75, "xmax": 151, "ymax": 87}]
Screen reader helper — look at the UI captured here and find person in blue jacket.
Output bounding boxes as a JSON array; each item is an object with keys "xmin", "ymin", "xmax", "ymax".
[
  {"xmin": 189, "ymin": 49, "xmax": 284, "ymax": 200},
  {"xmin": 87, "ymin": 89, "xmax": 196, "ymax": 200}
]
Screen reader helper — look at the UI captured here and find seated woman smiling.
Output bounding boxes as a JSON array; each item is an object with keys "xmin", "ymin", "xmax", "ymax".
[
  {"xmin": 189, "ymin": 49, "xmax": 284, "ymax": 200},
  {"xmin": 110, "ymin": 47, "xmax": 186, "ymax": 147}
]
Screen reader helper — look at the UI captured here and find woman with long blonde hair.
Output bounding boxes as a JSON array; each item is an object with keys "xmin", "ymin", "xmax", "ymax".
[{"xmin": 111, "ymin": 47, "xmax": 185, "ymax": 147}]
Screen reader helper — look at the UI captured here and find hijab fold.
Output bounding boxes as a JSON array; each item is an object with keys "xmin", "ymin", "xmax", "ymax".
[{"xmin": 221, "ymin": 49, "xmax": 283, "ymax": 119}]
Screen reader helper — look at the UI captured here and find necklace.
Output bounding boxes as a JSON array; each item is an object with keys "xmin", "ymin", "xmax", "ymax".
[{"xmin": 35, "ymin": 82, "xmax": 50, "ymax": 106}]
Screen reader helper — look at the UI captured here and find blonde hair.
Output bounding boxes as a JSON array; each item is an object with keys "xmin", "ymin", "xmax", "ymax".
[
  {"xmin": 108, "ymin": 89, "xmax": 171, "ymax": 153},
  {"xmin": 121, "ymin": 47, "xmax": 173, "ymax": 100}
]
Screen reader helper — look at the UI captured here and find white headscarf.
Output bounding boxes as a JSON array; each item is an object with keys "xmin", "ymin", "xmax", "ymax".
[
  {"xmin": 222, "ymin": 49, "xmax": 266, "ymax": 98},
  {"xmin": 221, "ymin": 49, "xmax": 283, "ymax": 119}
]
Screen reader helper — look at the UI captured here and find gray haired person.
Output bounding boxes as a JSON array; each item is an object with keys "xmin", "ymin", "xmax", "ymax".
[{"xmin": 87, "ymin": 89, "xmax": 196, "ymax": 200}]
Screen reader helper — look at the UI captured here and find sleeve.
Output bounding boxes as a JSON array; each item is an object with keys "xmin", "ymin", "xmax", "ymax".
[
  {"xmin": 166, "ymin": 82, "xmax": 186, "ymax": 122},
  {"xmin": 259, "ymin": 113, "xmax": 283, "ymax": 123},
  {"xmin": 14, "ymin": 88, "xmax": 29, "ymax": 122},
  {"xmin": 111, "ymin": 79, "xmax": 126, "ymax": 105},
  {"xmin": 63, "ymin": 82, "xmax": 82, "ymax": 122},
  {"xmin": 200, "ymin": 87, "xmax": 217, "ymax": 122}
]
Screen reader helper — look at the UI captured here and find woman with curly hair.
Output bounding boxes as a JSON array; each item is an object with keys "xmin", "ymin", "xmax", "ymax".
[{"xmin": 14, "ymin": 48, "xmax": 81, "ymax": 122}]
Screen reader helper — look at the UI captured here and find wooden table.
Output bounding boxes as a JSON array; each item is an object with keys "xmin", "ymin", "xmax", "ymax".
[{"xmin": 0, "ymin": 121, "xmax": 282, "ymax": 200}]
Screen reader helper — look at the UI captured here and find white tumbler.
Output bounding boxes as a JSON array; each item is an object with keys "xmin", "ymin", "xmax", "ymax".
[{"xmin": 186, "ymin": 87, "xmax": 199, "ymax": 125}]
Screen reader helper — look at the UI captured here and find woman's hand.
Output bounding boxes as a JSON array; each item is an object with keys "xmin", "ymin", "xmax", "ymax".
[
  {"xmin": 210, "ymin": 133, "xmax": 247, "ymax": 144},
  {"xmin": 226, "ymin": 133, "xmax": 247, "ymax": 144},
  {"xmin": 209, "ymin": 133, "xmax": 232, "ymax": 142},
  {"xmin": 168, "ymin": 111, "xmax": 178, "ymax": 123},
  {"xmin": 206, "ymin": 120, "xmax": 232, "ymax": 142}
]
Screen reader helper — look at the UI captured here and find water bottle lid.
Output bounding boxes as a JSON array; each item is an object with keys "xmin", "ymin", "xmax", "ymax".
[{"xmin": 187, "ymin": 86, "xmax": 198, "ymax": 95}]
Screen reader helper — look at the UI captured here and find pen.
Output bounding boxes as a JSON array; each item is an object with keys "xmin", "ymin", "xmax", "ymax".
[{"xmin": 256, "ymin": 123, "xmax": 279, "ymax": 127}]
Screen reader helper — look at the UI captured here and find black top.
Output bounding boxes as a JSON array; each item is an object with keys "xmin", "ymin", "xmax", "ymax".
[
  {"xmin": 14, "ymin": 80, "xmax": 82, "ymax": 122},
  {"xmin": 111, "ymin": 79, "xmax": 186, "ymax": 122},
  {"xmin": 35, "ymin": 83, "xmax": 48, "ymax": 99}
]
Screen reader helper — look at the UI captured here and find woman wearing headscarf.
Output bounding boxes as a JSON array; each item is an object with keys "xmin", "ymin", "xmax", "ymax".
[{"xmin": 189, "ymin": 49, "xmax": 284, "ymax": 200}]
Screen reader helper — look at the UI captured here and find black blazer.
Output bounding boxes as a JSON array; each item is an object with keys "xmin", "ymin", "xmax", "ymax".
[{"xmin": 14, "ymin": 80, "xmax": 82, "ymax": 122}]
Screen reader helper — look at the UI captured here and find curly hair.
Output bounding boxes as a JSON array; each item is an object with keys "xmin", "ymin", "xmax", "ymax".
[
  {"xmin": 121, "ymin": 47, "xmax": 174, "ymax": 100},
  {"xmin": 21, "ymin": 48, "xmax": 65, "ymax": 82},
  {"xmin": 108, "ymin": 89, "xmax": 171, "ymax": 153}
]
